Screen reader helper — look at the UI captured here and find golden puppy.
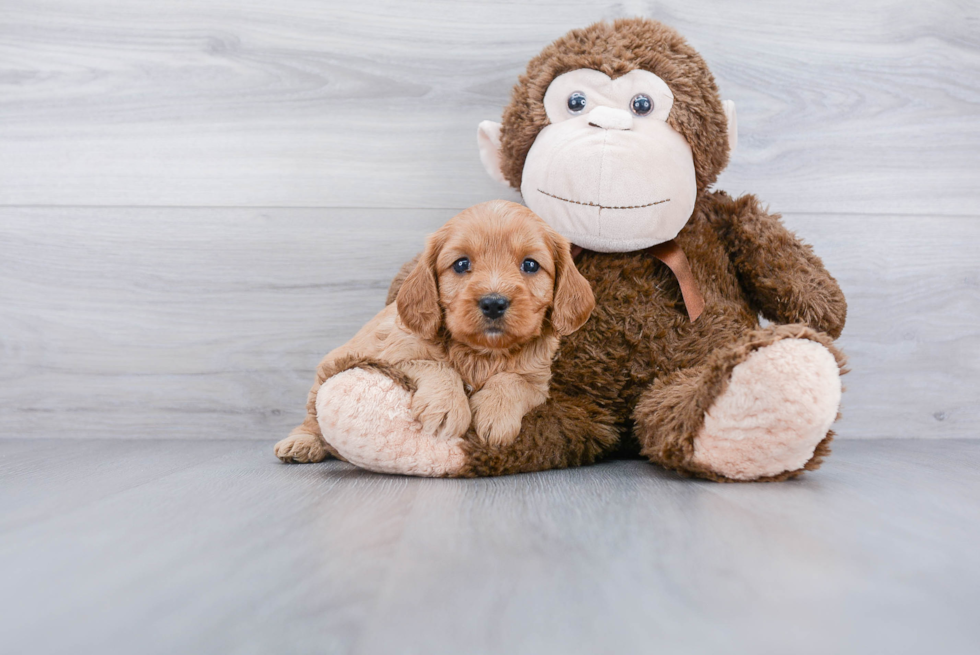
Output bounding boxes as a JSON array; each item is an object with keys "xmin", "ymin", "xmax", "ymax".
[{"xmin": 275, "ymin": 200, "xmax": 594, "ymax": 463}]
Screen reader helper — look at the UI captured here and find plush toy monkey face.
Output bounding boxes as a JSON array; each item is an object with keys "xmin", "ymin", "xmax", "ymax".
[
  {"xmin": 520, "ymin": 69, "xmax": 697, "ymax": 253},
  {"xmin": 477, "ymin": 19, "xmax": 738, "ymax": 254}
]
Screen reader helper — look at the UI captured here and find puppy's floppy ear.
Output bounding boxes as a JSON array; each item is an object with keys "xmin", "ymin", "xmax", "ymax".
[
  {"xmin": 396, "ymin": 229, "xmax": 445, "ymax": 339},
  {"xmin": 550, "ymin": 231, "xmax": 595, "ymax": 336}
]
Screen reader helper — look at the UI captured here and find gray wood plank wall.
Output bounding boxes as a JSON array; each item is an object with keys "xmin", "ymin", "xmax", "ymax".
[{"xmin": 1, "ymin": 1, "xmax": 978, "ymax": 440}]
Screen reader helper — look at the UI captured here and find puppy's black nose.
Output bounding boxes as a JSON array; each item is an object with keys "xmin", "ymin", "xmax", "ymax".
[{"xmin": 479, "ymin": 294, "xmax": 510, "ymax": 320}]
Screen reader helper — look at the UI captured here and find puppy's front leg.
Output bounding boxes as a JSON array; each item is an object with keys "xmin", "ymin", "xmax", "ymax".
[
  {"xmin": 471, "ymin": 373, "xmax": 548, "ymax": 447},
  {"xmin": 401, "ymin": 361, "xmax": 472, "ymax": 440}
]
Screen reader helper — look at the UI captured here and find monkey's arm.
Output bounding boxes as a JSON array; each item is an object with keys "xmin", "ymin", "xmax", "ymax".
[
  {"xmin": 460, "ymin": 389, "xmax": 621, "ymax": 476},
  {"xmin": 707, "ymin": 193, "xmax": 847, "ymax": 338}
]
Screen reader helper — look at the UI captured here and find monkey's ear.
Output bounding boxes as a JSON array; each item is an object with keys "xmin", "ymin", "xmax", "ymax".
[
  {"xmin": 723, "ymin": 100, "xmax": 738, "ymax": 155},
  {"xmin": 477, "ymin": 120, "xmax": 509, "ymax": 186}
]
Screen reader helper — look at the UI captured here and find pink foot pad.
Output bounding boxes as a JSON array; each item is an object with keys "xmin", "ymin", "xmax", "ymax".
[
  {"xmin": 316, "ymin": 368, "xmax": 466, "ymax": 477},
  {"xmin": 692, "ymin": 339, "xmax": 842, "ymax": 480}
]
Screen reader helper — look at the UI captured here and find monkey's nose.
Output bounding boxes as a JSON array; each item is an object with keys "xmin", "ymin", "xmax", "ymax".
[
  {"xmin": 479, "ymin": 294, "xmax": 509, "ymax": 320},
  {"xmin": 588, "ymin": 106, "xmax": 633, "ymax": 130}
]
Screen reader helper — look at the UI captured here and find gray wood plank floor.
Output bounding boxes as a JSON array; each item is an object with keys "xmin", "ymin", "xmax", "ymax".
[{"xmin": 1, "ymin": 438, "xmax": 978, "ymax": 655}]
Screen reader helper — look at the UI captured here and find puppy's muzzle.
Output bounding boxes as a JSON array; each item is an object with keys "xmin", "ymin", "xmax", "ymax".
[{"xmin": 479, "ymin": 293, "xmax": 509, "ymax": 320}]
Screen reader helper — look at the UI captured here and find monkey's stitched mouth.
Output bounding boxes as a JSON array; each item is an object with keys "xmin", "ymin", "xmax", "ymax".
[{"xmin": 537, "ymin": 189, "xmax": 669, "ymax": 210}]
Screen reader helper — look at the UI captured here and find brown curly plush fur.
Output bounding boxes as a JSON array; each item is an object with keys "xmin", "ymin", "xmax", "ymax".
[{"xmin": 384, "ymin": 18, "xmax": 848, "ymax": 481}]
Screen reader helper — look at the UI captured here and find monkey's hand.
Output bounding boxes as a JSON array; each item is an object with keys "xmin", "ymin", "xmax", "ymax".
[{"xmin": 707, "ymin": 192, "xmax": 847, "ymax": 338}]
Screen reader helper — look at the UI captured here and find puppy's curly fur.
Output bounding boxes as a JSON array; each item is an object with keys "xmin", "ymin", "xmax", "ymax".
[{"xmin": 275, "ymin": 200, "xmax": 594, "ymax": 462}]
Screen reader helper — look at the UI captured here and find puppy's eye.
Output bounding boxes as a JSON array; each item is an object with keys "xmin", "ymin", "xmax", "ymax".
[
  {"xmin": 567, "ymin": 91, "xmax": 587, "ymax": 114},
  {"xmin": 521, "ymin": 258, "xmax": 540, "ymax": 273},
  {"xmin": 452, "ymin": 258, "xmax": 471, "ymax": 274},
  {"xmin": 630, "ymin": 93, "xmax": 653, "ymax": 116}
]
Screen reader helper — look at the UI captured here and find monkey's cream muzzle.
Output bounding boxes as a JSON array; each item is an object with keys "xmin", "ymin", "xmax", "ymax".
[{"xmin": 519, "ymin": 69, "xmax": 697, "ymax": 253}]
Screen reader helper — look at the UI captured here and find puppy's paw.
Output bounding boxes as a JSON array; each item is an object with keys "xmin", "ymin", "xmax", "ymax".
[
  {"xmin": 411, "ymin": 385, "xmax": 471, "ymax": 440},
  {"xmin": 470, "ymin": 390, "xmax": 523, "ymax": 446},
  {"xmin": 274, "ymin": 431, "xmax": 328, "ymax": 463}
]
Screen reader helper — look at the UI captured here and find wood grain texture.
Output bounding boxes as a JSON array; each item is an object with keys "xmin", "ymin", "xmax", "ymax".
[
  {"xmin": 782, "ymin": 214, "xmax": 980, "ymax": 439},
  {"xmin": 0, "ymin": 207, "xmax": 453, "ymax": 440},
  {"xmin": 1, "ymin": 0, "xmax": 978, "ymax": 213},
  {"xmin": 1, "ymin": 439, "xmax": 978, "ymax": 655},
  {"xmin": 1, "ymin": 207, "xmax": 977, "ymax": 440}
]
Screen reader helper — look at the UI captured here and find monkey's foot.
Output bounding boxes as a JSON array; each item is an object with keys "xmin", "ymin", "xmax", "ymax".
[
  {"xmin": 316, "ymin": 368, "xmax": 467, "ymax": 477},
  {"xmin": 691, "ymin": 338, "xmax": 842, "ymax": 480}
]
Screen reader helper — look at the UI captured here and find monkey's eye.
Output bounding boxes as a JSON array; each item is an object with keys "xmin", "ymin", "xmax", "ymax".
[
  {"xmin": 566, "ymin": 91, "xmax": 587, "ymax": 114},
  {"xmin": 630, "ymin": 93, "xmax": 653, "ymax": 116},
  {"xmin": 453, "ymin": 258, "xmax": 471, "ymax": 274},
  {"xmin": 521, "ymin": 258, "xmax": 540, "ymax": 274}
]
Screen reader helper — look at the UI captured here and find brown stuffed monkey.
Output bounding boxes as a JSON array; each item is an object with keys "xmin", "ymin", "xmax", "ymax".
[{"xmin": 276, "ymin": 18, "xmax": 847, "ymax": 482}]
